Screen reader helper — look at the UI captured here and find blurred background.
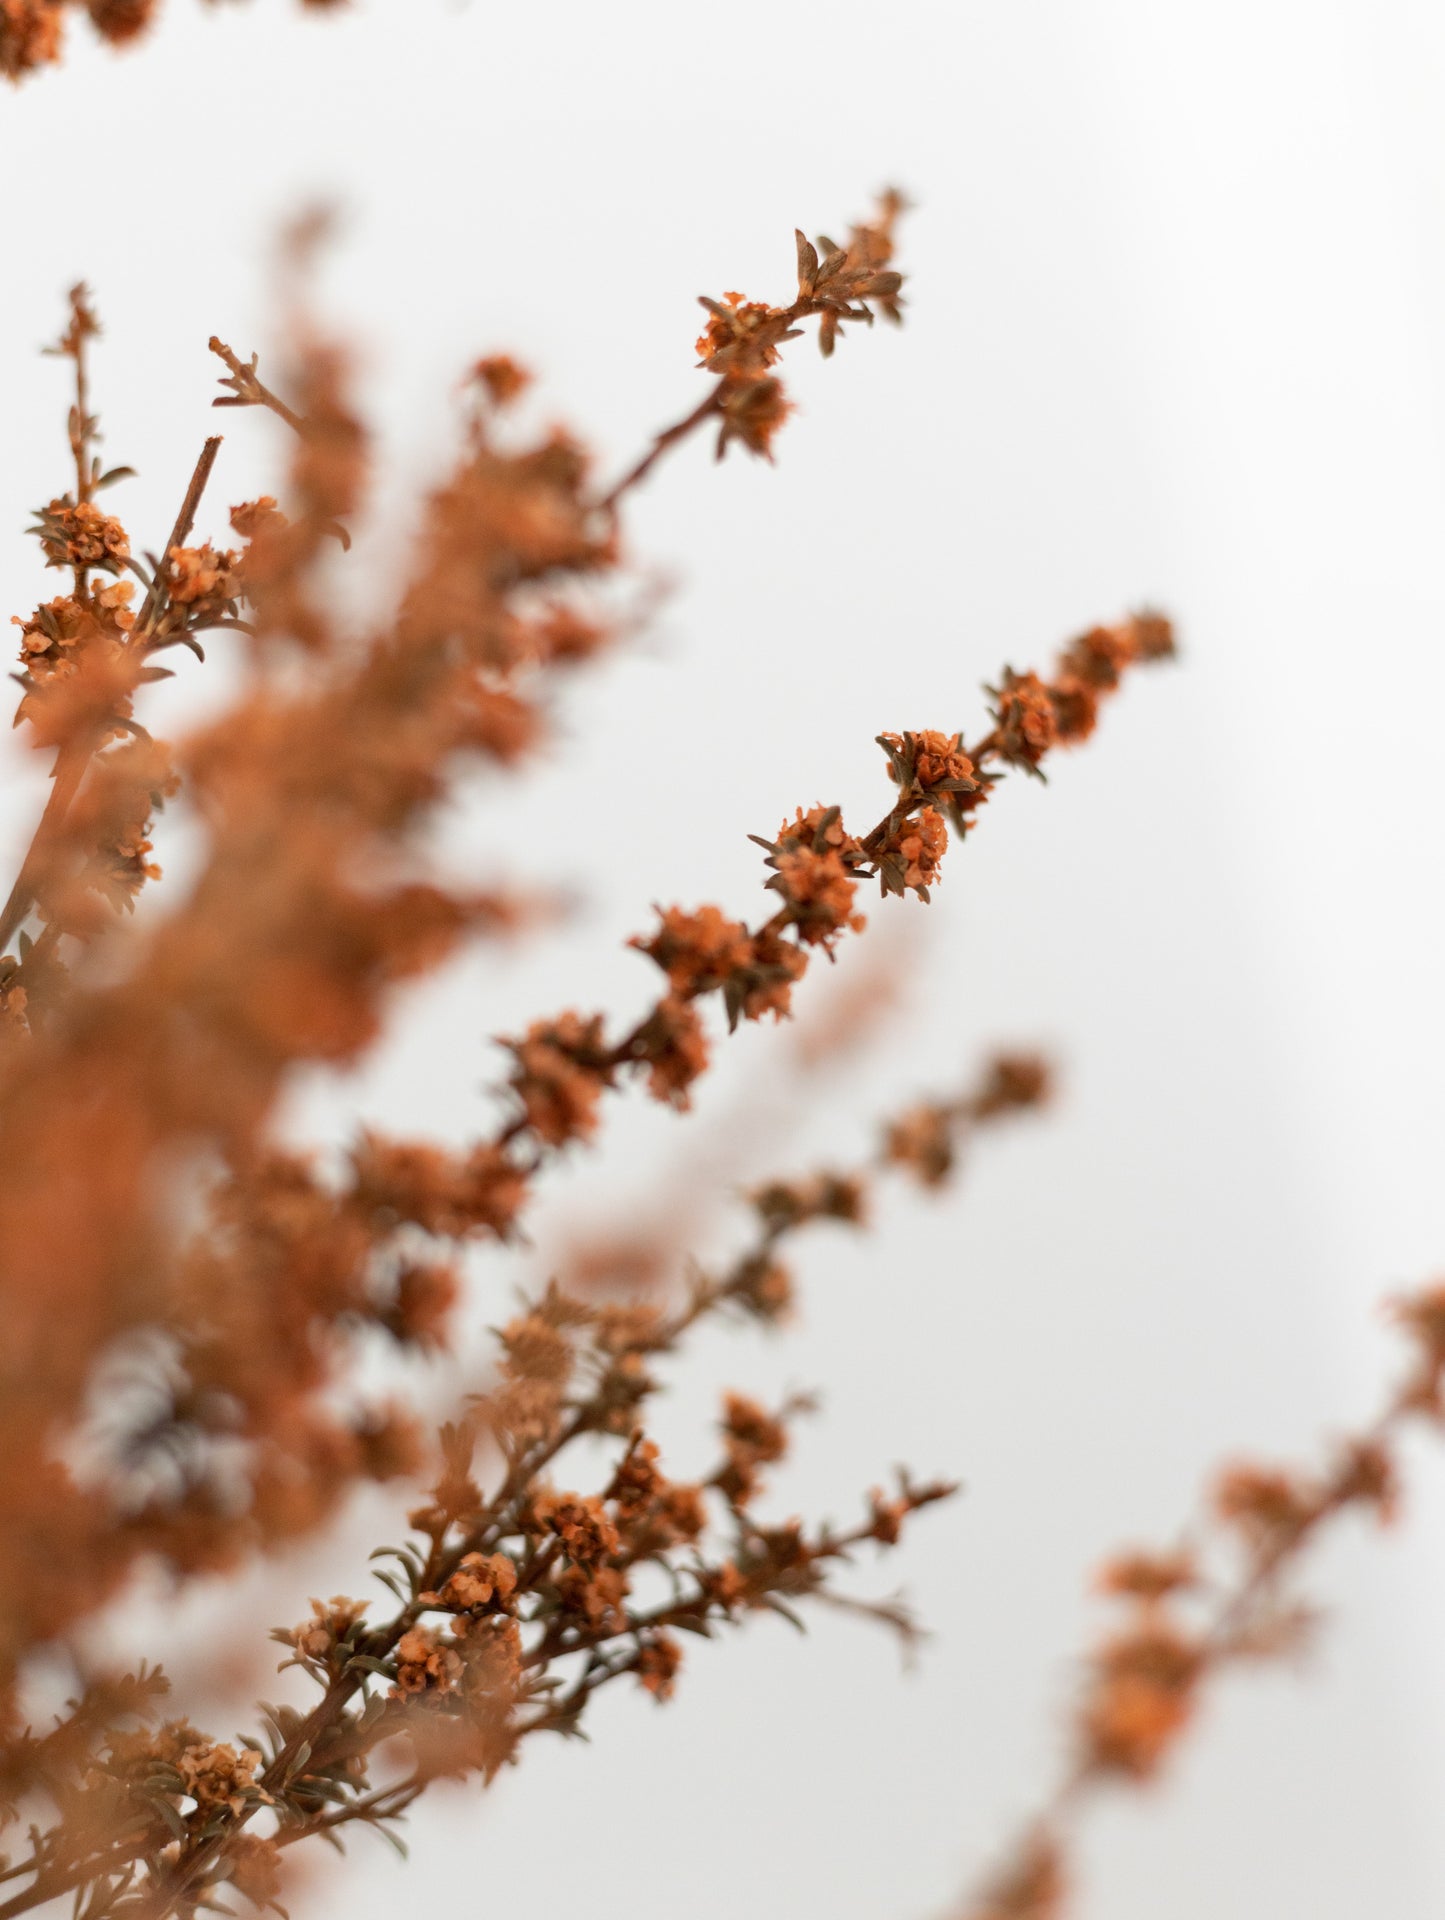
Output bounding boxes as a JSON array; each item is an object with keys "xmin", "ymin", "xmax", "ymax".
[{"xmin": 4, "ymin": 0, "xmax": 1445, "ymax": 1912}]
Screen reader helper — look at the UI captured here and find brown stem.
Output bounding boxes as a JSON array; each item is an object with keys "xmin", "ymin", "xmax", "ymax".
[
  {"xmin": 596, "ymin": 386, "xmax": 725, "ymax": 512},
  {"xmin": 134, "ymin": 435, "xmax": 223, "ymax": 639},
  {"xmin": 60, "ymin": 292, "xmax": 99, "ymax": 601},
  {"xmin": 208, "ymin": 338, "xmax": 306, "ymax": 437}
]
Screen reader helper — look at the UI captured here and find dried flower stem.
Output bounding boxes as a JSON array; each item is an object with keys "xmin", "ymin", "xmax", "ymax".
[
  {"xmin": 955, "ymin": 1295, "xmax": 1444, "ymax": 1920},
  {"xmin": 208, "ymin": 338, "xmax": 306, "ymax": 436},
  {"xmin": 596, "ymin": 387, "xmax": 724, "ymax": 511},
  {"xmin": 0, "ymin": 435, "xmax": 221, "ymax": 957}
]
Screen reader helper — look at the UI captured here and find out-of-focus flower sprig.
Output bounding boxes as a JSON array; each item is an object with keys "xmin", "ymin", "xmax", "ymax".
[{"xmin": 953, "ymin": 1281, "xmax": 1445, "ymax": 1920}]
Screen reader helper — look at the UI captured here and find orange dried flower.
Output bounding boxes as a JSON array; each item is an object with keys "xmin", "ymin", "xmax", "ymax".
[
  {"xmin": 471, "ymin": 354, "xmax": 532, "ymax": 406},
  {"xmin": 500, "ymin": 1311, "xmax": 574, "ymax": 1387},
  {"xmin": 290, "ymin": 1594, "xmax": 368, "ymax": 1663},
  {"xmin": 631, "ymin": 904, "xmax": 754, "ymax": 996},
  {"xmin": 457, "ymin": 1613, "xmax": 523, "ymax": 1700},
  {"xmin": 1045, "ymin": 674, "xmax": 1099, "ymax": 743},
  {"xmin": 974, "ymin": 1051, "xmax": 1053, "ymax": 1116},
  {"xmin": 165, "ymin": 543, "xmax": 241, "ymax": 615},
  {"xmin": 392, "ymin": 1627, "xmax": 464, "ymax": 1698},
  {"xmin": 229, "ymin": 493, "xmax": 286, "ymax": 541},
  {"xmin": 715, "ymin": 376, "xmax": 793, "ymax": 460},
  {"xmin": 884, "ymin": 1103, "xmax": 954, "ymax": 1186},
  {"xmin": 609, "ymin": 1437, "xmax": 663, "ymax": 1512},
  {"xmin": 1094, "ymin": 1549, "xmax": 1197, "ymax": 1602},
  {"xmin": 32, "ymin": 498, "xmax": 130, "ymax": 573},
  {"xmin": 632, "ymin": 994, "xmax": 710, "ymax": 1109},
  {"xmin": 502, "ymin": 1011, "xmax": 612, "ymax": 1146},
  {"xmin": 751, "ymin": 1171, "xmax": 866, "ymax": 1229},
  {"xmin": 84, "ymin": 0, "xmax": 155, "ymax": 41},
  {"xmin": 1059, "ymin": 622, "xmax": 1137, "ymax": 690},
  {"xmin": 432, "ymin": 1552, "xmax": 518, "ymax": 1614},
  {"xmin": 536, "ymin": 1492, "xmax": 621, "ymax": 1568},
  {"xmin": 876, "ymin": 804, "xmax": 947, "ymax": 899},
  {"xmin": 878, "ymin": 728, "xmax": 977, "ymax": 800},
  {"xmin": 991, "ymin": 668, "xmax": 1058, "ymax": 767},
  {"xmin": 527, "ymin": 603, "xmax": 609, "ymax": 665},
  {"xmin": 557, "ymin": 1563, "xmax": 630, "ymax": 1632},
  {"xmin": 0, "ymin": 0, "xmax": 63, "ymax": 77},
  {"xmin": 1081, "ymin": 1620, "xmax": 1203, "ymax": 1778},
  {"xmin": 1328, "ymin": 1437, "xmax": 1399, "ymax": 1521},
  {"xmin": 636, "ymin": 1632, "xmax": 683, "ymax": 1701},
  {"xmin": 655, "ymin": 1480, "xmax": 708, "ymax": 1542},
  {"xmin": 731, "ymin": 924, "xmax": 809, "ymax": 1024},
  {"xmin": 694, "ymin": 292, "xmax": 788, "ymax": 378},
  {"xmin": 382, "ymin": 1260, "xmax": 460, "ymax": 1351},
  {"xmin": 721, "ymin": 1392, "xmax": 789, "ymax": 1465},
  {"xmin": 1213, "ymin": 1464, "xmax": 1318, "ymax": 1552},
  {"xmin": 762, "ymin": 805, "xmax": 865, "ymax": 945},
  {"xmin": 731, "ymin": 1253, "xmax": 795, "ymax": 1321},
  {"xmin": 176, "ymin": 1741, "xmax": 267, "ymax": 1815}
]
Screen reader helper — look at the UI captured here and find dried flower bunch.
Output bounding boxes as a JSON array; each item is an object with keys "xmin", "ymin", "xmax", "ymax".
[
  {"xmin": 0, "ymin": 163, "xmax": 1172, "ymax": 1917},
  {"xmin": 10, "ymin": 12, "xmax": 1439, "ymax": 1920}
]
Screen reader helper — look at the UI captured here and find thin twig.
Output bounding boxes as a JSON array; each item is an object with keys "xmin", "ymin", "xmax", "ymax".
[
  {"xmin": 208, "ymin": 338, "xmax": 306, "ymax": 436},
  {"xmin": 596, "ymin": 387, "xmax": 725, "ymax": 512}
]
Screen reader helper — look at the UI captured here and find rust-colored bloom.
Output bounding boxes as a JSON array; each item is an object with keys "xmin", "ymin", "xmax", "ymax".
[
  {"xmin": 1094, "ymin": 1549, "xmax": 1197, "ymax": 1603},
  {"xmin": 471, "ymin": 354, "xmax": 532, "ymax": 407},
  {"xmin": 878, "ymin": 728, "xmax": 976, "ymax": 800},
  {"xmin": 0, "ymin": 1, "xmax": 63, "ymax": 81},
  {"xmin": 636, "ymin": 1632, "xmax": 683, "ymax": 1701},
  {"xmin": 694, "ymin": 292, "xmax": 790, "ymax": 379},
  {"xmin": 502, "ymin": 1011, "xmax": 613, "ymax": 1146},
  {"xmin": 876, "ymin": 804, "xmax": 947, "ymax": 899},
  {"xmin": 165, "ymin": 543, "xmax": 241, "ymax": 616},
  {"xmin": 1213, "ymin": 1464, "xmax": 1318, "ymax": 1553},
  {"xmin": 884, "ymin": 1103, "xmax": 955, "ymax": 1186},
  {"xmin": 1080, "ymin": 1620, "xmax": 1203, "ymax": 1778},
  {"xmin": 536, "ymin": 1492, "xmax": 621, "ymax": 1568},
  {"xmin": 991, "ymin": 668, "xmax": 1058, "ymax": 767},
  {"xmin": 631, "ymin": 905, "xmax": 753, "ymax": 997},
  {"xmin": 392, "ymin": 1627, "xmax": 464, "ymax": 1698},
  {"xmin": 176, "ymin": 1741, "xmax": 268, "ymax": 1816}
]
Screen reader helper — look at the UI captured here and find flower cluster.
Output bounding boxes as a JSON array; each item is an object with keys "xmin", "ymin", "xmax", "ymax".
[
  {"xmin": 985, "ymin": 612, "xmax": 1177, "ymax": 776},
  {"xmin": 654, "ymin": 192, "xmax": 908, "ymax": 468},
  {"xmin": 759, "ymin": 804, "xmax": 867, "ymax": 946},
  {"xmin": 5, "ymin": 18, "xmax": 1441, "ymax": 1920},
  {"xmin": 0, "ymin": 194, "xmax": 1173, "ymax": 1920}
]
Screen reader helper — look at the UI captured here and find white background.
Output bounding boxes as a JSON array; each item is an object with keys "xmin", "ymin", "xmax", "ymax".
[{"xmin": 3, "ymin": 1, "xmax": 1445, "ymax": 1914}]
